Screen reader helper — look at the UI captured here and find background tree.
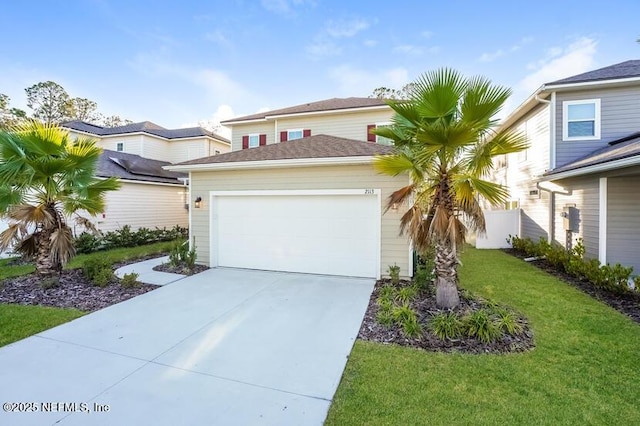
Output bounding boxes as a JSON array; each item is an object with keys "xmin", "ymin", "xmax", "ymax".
[
  {"xmin": 373, "ymin": 68, "xmax": 527, "ymax": 308},
  {"xmin": 100, "ymin": 114, "xmax": 133, "ymax": 128},
  {"xmin": 0, "ymin": 94, "xmax": 27, "ymax": 129},
  {"xmin": 370, "ymin": 83, "xmax": 416, "ymax": 100},
  {"xmin": 65, "ymin": 97, "xmax": 99, "ymax": 122},
  {"xmin": 25, "ymin": 81, "xmax": 71, "ymax": 124},
  {"xmin": 0, "ymin": 121, "xmax": 120, "ymax": 279}
]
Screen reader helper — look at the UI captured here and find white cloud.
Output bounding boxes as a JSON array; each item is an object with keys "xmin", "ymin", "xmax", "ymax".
[
  {"xmin": 306, "ymin": 17, "xmax": 373, "ymax": 60},
  {"xmin": 260, "ymin": 0, "xmax": 314, "ymax": 15},
  {"xmin": 329, "ymin": 65, "xmax": 409, "ymax": 96},
  {"xmin": 325, "ymin": 18, "xmax": 370, "ymax": 38},
  {"xmin": 205, "ymin": 29, "xmax": 232, "ymax": 48},
  {"xmin": 190, "ymin": 104, "xmax": 235, "ymax": 138},
  {"xmin": 479, "ymin": 36, "xmax": 533, "ymax": 62},
  {"xmin": 519, "ymin": 37, "xmax": 597, "ymax": 92},
  {"xmin": 363, "ymin": 39, "xmax": 378, "ymax": 47},
  {"xmin": 394, "ymin": 44, "xmax": 423, "ymax": 56}
]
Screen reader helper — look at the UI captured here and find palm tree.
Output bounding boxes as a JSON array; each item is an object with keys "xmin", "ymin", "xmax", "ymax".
[
  {"xmin": 0, "ymin": 121, "xmax": 120, "ymax": 279},
  {"xmin": 373, "ymin": 69, "xmax": 527, "ymax": 308}
]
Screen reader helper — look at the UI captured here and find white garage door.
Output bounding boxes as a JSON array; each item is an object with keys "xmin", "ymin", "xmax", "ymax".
[{"xmin": 212, "ymin": 190, "xmax": 380, "ymax": 278}]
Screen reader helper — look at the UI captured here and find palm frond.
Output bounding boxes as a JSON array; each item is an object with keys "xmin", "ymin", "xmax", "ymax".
[
  {"xmin": 49, "ymin": 226, "xmax": 75, "ymax": 266},
  {"xmin": 0, "ymin": 223, "xmax": 27, "ymax": 252},
  {"xmin": 8, "ymin": 204, "xmax": 55, "ymax": 227}
]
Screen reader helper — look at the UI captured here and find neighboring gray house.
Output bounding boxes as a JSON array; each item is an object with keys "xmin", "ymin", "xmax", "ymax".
[{"xmin": 494, "ymin": 60, "xmax": 640, "ymax": 273}]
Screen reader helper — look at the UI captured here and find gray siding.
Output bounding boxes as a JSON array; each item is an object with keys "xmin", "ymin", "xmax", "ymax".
[
  {"xmin": 555, "ymin": 86, "xmax": 640, "ymax": 167},
  {"xmin": 553, "ymin": 176, "xmax": 600, "ymax": 260},
  {"xmin": 607, "ymin": 176, "xmax": 640, "ymax": 273},
  {"xmin": 519, "ymin": 191, "xmax": 550, "ymax": 241}
]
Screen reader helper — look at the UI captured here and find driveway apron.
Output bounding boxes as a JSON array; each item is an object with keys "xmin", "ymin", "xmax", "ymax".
[{"xmin": 0, "ymin": 268, "xmax": 374, "ymax": 426}]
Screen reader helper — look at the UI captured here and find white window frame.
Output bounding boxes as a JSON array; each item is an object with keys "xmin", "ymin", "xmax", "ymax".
[
  {"xmin": 562, "ymin": 99, "xmax": 601, "ymax": 141},
  {"xmin": 248, "ymin": 134, "xmax": 260, "ymax": 148},
  {"xmin": 374, "ymin": 122, "xmax": 394, "ymax": 146},
  {"xmin": 116, "ymin": 142, "xmax": 124, "ymax": 152},
  {"xmin": 287, "ymin": 129, "xmax": 304, "ymax": 141}
]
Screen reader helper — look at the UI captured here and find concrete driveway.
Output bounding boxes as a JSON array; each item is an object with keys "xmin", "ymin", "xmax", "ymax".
[{"xmin": 0, "ymin": 268, "xmax": 374, "ymax": 425}]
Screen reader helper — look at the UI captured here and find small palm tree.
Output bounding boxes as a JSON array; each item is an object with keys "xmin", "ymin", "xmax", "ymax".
[
  {"xmin": 373, "ymin": 69, "xmax": 527, "ymax": 308},
  {"xmin": 0, "ymin": 121, "xmax": 120, "ymax": 278}
]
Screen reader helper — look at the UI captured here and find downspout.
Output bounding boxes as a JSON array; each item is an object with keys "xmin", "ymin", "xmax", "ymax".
[{"xmin": 534, "ymin": 92, "xmax": 558, "ymax": 242}]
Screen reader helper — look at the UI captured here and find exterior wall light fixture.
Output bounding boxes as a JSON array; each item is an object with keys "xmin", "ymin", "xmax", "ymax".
[{"xmin": 194, "ymin": 196, "xmax": 202, "ymax": 208}]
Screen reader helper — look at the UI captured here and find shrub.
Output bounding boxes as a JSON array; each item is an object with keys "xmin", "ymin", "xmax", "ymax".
[
  {"xmin": 83, "ymin": 258, "xmax": 114, "ymax": 287},
  {"xmin": 397, "ymin": 286, "xmax": 418, "ymax": 304},
  {"xmin": 392, "ymin": 304, "xmax": 423, "ymax": 338},
  {"xmin": 41, "ymin": 276, "xmax": 60, "ymax": 290},
  {"xmin": 120, "ymin": 272, "xmax": 140, "ymax": 288},
  {"xmin": 73, "ymin": 225, "xmax": 188, "ymax": 254},
  {"xmin": 428, "ymin": 311, "xmax": 463, "ymax": 340},
  {"xmin": 74, "ymin": 232, "xmax": 102, "ymax": 254},
  {"xmin": 376, "ymin": 298, "xmax": 395, "ymax": 327},
  {"xmin": 463, "ymin": 309, "xmax": 502, "ymax": 343},
  {"xmin": 377, "ymin": 285, "xmax": 395, "ymax": 302},
  {"xmin": 401, "ymin": 317, "xmax": 423, "ymax": 338},
  {"xmin": 491, "ymin": 308, "xmax": 524, "ymax": 335},
  {"xmin": 413, "ymin": 265, "xmax": 434, "ymax": 293},
  {"xmin": 388, "ymin": 264, "xmax": 400, "ymax": 285},
  {"xmin": 168, "ymin": 238, "xmax": 197, "ymax": 271}
]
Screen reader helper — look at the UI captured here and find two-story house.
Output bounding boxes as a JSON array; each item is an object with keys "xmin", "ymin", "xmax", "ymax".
[
  {"xmin": 496, "ymin": 60, "xmax": 640, "ymax": 273},
  {"xmin": 167, "ymin": 97, "xmax": 413, "ymax": 279},
  {"xmin": 61, "ymin": 120, "xmax": 231, "ymax": 232}
]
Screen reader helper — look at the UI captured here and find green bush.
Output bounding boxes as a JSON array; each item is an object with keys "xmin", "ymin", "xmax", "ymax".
[
  {"xmin": 82, "ymin": 258, "xmax": 114, "ymax": 287},
  {"xmin": 74, "ymin": 225, "xmax": 188, "ymax": 254},
  {"xmin": 491, "ymin": 307, "xmax": 524, "ymax": 335},
  {"xmin": 397, "ymin": 286, "xmax": 418, "ymax": 304},
  {"xmin": 463, "ymin": 309, "xmax": 502, "ymax": 343},
  {"xmin": 74, "ymin": 232, "xmax": 102, "ymax": 254},
  {"xmin": 413, "ymin": 265, "xmax": 434, "ymax": 292},
  {"xmin": 401, "ymin": 317, "xmax": 423, "ymax": 338},
  {"xmin": 376, "ymin": 298, "xmax": 395, "ymax": 327},
  {"xmin": 388, "ymin": 264, "xmax": 400, "ymax": 285},
  {"xmin": 120, "ymin": 272, "xmax": 140, "ymax": 288},
  {"xmin": 428, "ymin": 311, "xmax": 463, "ymax": 340}
]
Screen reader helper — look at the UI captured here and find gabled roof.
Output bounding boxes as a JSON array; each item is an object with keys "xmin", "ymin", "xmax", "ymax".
[
  {"xmin": 168, "ymin": 134, "xmax": 395, "ymax": 170},
  {"xmin": 543, "ymin": 131, "xmax": 640, "ymax": 180},
  {"xmin": 221, "ymin": 97, "xmax": 390, "ymax": 124},
  {"xmin": 97, "ymin": 149, "xmax": 186, "ymax": 184},
  {"xmin": 548, "ymin": 60, "xmax": 640, "ymax": 85},
  {"xmin": 63, "ymin": 120, "xmax": 230, "ymax": 143}
]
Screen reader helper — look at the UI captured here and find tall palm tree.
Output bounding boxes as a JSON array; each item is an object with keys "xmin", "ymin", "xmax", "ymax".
[
  {"xmin": 0, "ymin": 121, "xmax": 120, "ymax": 279},
  {"xmin": 373, "ymin": 69, "xmax": 527, "ymax": 308}
]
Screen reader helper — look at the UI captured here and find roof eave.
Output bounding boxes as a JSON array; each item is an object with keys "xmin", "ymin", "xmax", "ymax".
[
  {"xmin": 541, "ymin": 155, "xmax": 640, "ymax": 181},
  {"xmin": 164, "ymin": 156, "xmax": 377, "ymax": 172},
  {"xmin": 544, "ymin": 75, "xmax": 640, "ymax": 91},
  {"xmin": 221, "ymin": 104, "xmax": 391, "ymax": 126}
]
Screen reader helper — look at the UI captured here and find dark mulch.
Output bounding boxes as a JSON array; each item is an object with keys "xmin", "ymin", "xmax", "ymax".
[
  {"xmin": 504, "ymin": 249, "xmax": 640, "ymax": 323},
  {"xmin": 152, "ymin": 262, "xmax": 209, "ymax": 275},
  {"xmin": 0, "ymin": 269, "xmax": 157, "ymax": 312},
  {"xmin": 358, "ymin": 279, "xmax": 535, "ymax": 354}
]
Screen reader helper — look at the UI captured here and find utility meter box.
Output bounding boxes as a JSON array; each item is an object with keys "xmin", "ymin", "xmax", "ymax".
[{"xmin": 561, "ymin": 205, "xmax": 579, "ymax": 232}]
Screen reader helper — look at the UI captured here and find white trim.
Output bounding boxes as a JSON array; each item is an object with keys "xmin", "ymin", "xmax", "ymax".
[
  {"xmin": 541, "ymin": 155, "xmax": 640, "ymax": 181},
  {"xmin": 61, "ymin": 127, "xmax": 230, "ymax": 144},
  {"xmin": 599, "ymin": 177, "xmax": 607, "ymax": 265},
  {"xmin": 248, "ymin": 133, "xmax": 260, "ymax": 148},
  {"xmin": 188, "ymin": 171, "xmax": 193, "ymax": 250},
  {"xmin": 407, "ymin": 243, "xmax": 414, "ymax": 278},
  {"xmin": 222, "ymin": 105, "xmax": 391, "ymax": 125},
  {"xmin": 550, "ymin": 92, "xmax": 557, "ymax": 170},
  {"xmin": 165, "ymin": 155, "xmax": 376, "ymax": 172},
  {"xmin": 286, "ymin": 128, "xmax": 304, "ymax": 141},
  {"xmin": 562, "ymin": 99, "xmax": 601, "ymax": 141},
  {"xmin": 116, "ymin": 178, "xmax": 186, "ymax": 187},
  {"xmin": 208, "ymin": 189, "xmax": 382, "ymax": 279}
]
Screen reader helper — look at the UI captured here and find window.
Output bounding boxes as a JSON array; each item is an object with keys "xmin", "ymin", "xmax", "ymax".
[
  {"xmin": 287, "ymin": 129, "xmax": 303, "ymax": 141},
  {"xmin": 563, "ymin": 99, "xmax": 601, "ymax": 141},
  {"xmin": 367, "ymin": 123, "xmax": 394, "ymax": 145},
  {"xmin": 116, "ymin": 142, "xmax": 124, "ymax": 152},
  {"xmin": 214, "ymin": 150, "xmax": 220, "ymax": 155},
  {"xmin": 248, "ymin": 134, "xmax": 260, "ymax": 148}
]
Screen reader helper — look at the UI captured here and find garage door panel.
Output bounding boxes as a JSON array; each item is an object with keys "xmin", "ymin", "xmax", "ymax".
[{"xmin": 214, "ymin": 194, "xmax": 379, "ymax": 278}]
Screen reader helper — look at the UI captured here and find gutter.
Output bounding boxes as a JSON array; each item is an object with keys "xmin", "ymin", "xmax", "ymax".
[{"xmin": 164, "ymin": 155, "xmax": 376, "ymax": 172}]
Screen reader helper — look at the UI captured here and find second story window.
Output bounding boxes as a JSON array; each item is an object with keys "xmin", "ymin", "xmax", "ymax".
[
  {"xmin": 367, "ymin": 123, "xmax": 394, "ymax": 145},
  {"xmin": 563, "ymin": 99, "xmax": 601, "ymax": 141},
  {"xmin": 248, "ymin": 134, "xmax": 260, "ymax": 148},
  {"xmin": 280, "ymin": 129, "xmax": 311, "ymax": 142},
  {"xmin": 116, "ymin": 142, "xmax": 124, "ymax": 152},
  {"xmin": 242, "ymin": 134, "xmax": 266, "ymax": 149}
]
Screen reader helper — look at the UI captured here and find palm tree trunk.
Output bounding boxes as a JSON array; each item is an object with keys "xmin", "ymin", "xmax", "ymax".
[
  {"xmin": 35, "ymin": 228, "xmax": 60, "ymax": 278},
  {"xmin": 434, "ymin": 242, "xmax": 460, "ymax": 308}
]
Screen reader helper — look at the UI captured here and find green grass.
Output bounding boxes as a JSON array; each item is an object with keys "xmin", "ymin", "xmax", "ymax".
[
  {"xmin": 0, "ymin": 304, "xmax": 84, "ymax": 347},
  {"xmin": 0, "ymin": 240, "xmax": 177, "ymax": 348},
  {"xmin": 326, "ymin": 248, "xmax": 640, "ymax": 425},
  {"xmin": 0, "ymin": 240, "xmax": 177, "ymax": 281}
]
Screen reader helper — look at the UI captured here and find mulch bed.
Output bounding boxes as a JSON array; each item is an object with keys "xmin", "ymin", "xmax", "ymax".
[
  {"xmin": 358, "ymin": 279, "xmax": 535, "ymax": 354},
  {"xmin": 152, "ymin": 263, "xmax": 209, "ymax": 275},
  {"xmin": 504, "ymin": 249, "xmax": 640, "ymax": 323},
  {"xmin": 0, "ymin": 254, "xmax": 178, "ymax": 313}
]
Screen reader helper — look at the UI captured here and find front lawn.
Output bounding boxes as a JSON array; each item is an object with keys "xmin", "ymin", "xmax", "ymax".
[
  {"xmin": 0, "ymin": 304, "xmax": 84, "ymax": 347},
  {"xmin": 326, "ymin": 248, "xmax": 640, "ymax": 425}
]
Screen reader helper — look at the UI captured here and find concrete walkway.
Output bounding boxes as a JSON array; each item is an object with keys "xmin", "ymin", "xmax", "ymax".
[
  {"xmin": 115, "ymin": 256, "xmax": 185, "ymax": 285},
  {"xmin": 0, "ymin": 268, "xmax": 374, "ymax": 425}
]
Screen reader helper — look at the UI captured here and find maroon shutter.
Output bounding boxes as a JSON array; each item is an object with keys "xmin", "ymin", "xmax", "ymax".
[
  {"xmin": 367, "ymin": 124, "xmax": 376, "ymax": 143},
  {"xmin": 259, "ymin": 134, "xmax": 266, "ymax": 146},
  {"xmin": 303, "ymin": 129, "xmax": 311, "ymax": 137},
  {"xmin": 280, "ymin": 131, "xmax": 288, "ymax": 142},
  {"xmin": 242, "ymin": 135, "xmax": 249, "ymax": 149}
]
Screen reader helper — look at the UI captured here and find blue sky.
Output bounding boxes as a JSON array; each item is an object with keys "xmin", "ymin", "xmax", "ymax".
[{"xmin": 2, "ymin": 0, "xmax": 639, "ymax": 136}]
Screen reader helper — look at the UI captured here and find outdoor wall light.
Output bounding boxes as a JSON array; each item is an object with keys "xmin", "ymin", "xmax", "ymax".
[{"xmin": 194, "ymin": 196, "xmax": 202, "ymax": 209}]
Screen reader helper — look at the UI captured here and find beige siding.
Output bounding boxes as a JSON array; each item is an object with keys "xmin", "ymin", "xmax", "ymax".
[
  {"xmin": 190, "ymin": 164, "xmax": 411, "ymax": 277},
  {"xmin": 209, "ymin": 139, "xmax": 231, "ymax": 156},
  {"xmin": 169, "ymin": 139, "xmax": 208, "ymax": 163},
  {"xmin": 607, "ymin": 175, "xmax": 640, "ymax": 272},
  {"xmin": 553, "ymin": 176, "xmax": 600, "ymax": 259},
  {"xmin": 93, "ymin": 181, "xmax": 188, "ymax": 233},
  {"xmin": 230, "ymin": 108, "xmax": 393, "ymax": 151},
  {"xmin": 98, "ymin": 135, "xmax": 144, "ymax": 156},
  {"xmin": 140, "ymin": 135, "xmax": 171, "ymax": 161}
]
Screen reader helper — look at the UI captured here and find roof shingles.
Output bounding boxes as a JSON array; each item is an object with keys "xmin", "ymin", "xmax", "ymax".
[
  {"xmin": 548, "ymin": 60, "xmax": 640, "ymax": 85},
  {"xmin": 173, "ymin": 134, "xmax": 395, "ymax": 166},
  {"xmin": 63, "ymin": 120, "xmax": 229, "ymax": 142},
  {"xmin": 221, "ymin": 97, "xmax": 389, "ymax": 124},
  {"xmin": 97, "ymin": 149, "xmax": 186, "ymax": 184}
]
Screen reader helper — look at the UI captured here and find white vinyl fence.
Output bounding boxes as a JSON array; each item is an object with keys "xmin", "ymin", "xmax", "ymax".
[{"xmin": 475, "ymin": 209, "xmax": 520, "ymax": 249}]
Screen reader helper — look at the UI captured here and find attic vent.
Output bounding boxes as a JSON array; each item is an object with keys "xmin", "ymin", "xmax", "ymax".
[{"xmin": 529, "ymin": 189, "xmax": 540, "ymax": 198}]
